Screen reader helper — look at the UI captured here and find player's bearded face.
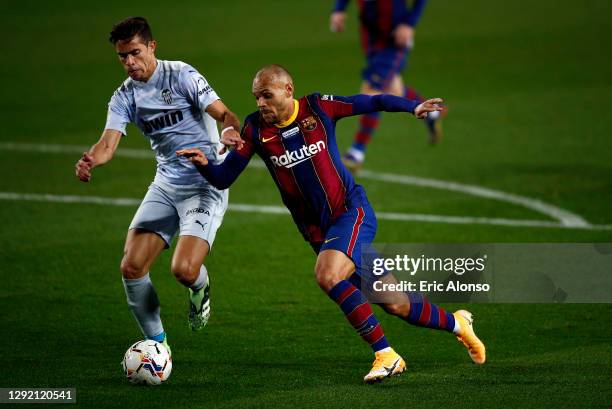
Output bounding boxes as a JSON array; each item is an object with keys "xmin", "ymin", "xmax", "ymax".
[
  {"xmin": 116, "ymin": 36, "xmax": 157, "ymax": 82},
  {"xmin": 253, "ymin": 79, "xmax": 293, "ymax": 125}
]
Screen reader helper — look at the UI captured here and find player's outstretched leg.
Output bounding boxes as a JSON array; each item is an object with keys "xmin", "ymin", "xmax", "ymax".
[
  {"xmin": 317, "ymin": 250, "xmax": 405, "ymax": 383},
  {"xmin": 453, "ymin": 309, "xmax": 486, "ymax": 364},
  {"xmin": 400, "ymin": 84, "xmax": 448, "ymax": 144},
  {"xmin": 328, "ymin": 280, "xmax": 406, "ymax": 383},
  {"xmin": 343, "ymin": 112, "xmax": 381, "ymax": 172},
  {"xmin": 382, "ymin": 292, "xmax": 485, "ymax": 364},
  {"xmin": 121, "ymin": 230, "xmax": 169, "ymax": 353},
  {"xmin": 172, "ymin": 237, "xmax": 212, "ymax": 331},
  {"xmin": 122, "ymin": 273, "xmax": 170, "ymax": 353},
  {"xmin": 404, "ymin": 293, "xmax": 485, "ymax": 364},
  {"xmin": 424, "ymin": 107, "xmax": 447, "ymax": 145},
  {"xmin": 187, "ymin": 265, "xmax": 211, "ymax": 331}
]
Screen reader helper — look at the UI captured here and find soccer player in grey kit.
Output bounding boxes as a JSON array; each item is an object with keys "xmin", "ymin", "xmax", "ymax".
[{"xmin": 75, "ymin": 17, "xmax": 242, "ymax": 353}]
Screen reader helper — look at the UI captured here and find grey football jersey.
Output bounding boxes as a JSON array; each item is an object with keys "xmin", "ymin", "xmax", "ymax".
[{"xmin": 105, "ymin": 59, "xmax": 224, "ymax": 185}]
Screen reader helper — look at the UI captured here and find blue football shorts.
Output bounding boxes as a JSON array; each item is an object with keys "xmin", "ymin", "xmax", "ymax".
[
  {"xmin": 362, "ymin": 46, "xmax": 410, "ymax": 90},
  {"xmin": 312, "ymin": 204, "xmax": 378, "ymax": 276}
]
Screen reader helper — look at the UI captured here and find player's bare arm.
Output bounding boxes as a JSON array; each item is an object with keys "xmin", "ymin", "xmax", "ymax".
[
  {"xmin": 205, "ymin": 100, "xmax": 244, "ymax": 152},
  {"xmin": 75, "ymin": 129, "xmax": 122, "ymax": 182}
]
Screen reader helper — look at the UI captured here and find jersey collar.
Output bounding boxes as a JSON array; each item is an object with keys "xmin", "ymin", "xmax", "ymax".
[{"xmin": 274, "ymin": 99, "xmax": 299, "ymax": 128}]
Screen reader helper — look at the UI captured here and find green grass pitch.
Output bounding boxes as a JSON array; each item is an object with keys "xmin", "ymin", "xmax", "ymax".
[{"xmin": 1, "ymin": 1, "xmax": 611, "ymax": 407}]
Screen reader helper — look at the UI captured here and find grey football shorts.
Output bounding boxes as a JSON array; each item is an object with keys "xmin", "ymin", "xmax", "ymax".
[{"xmin": 129, "ymin": 179, "xmax": 228, "ymax": 248}]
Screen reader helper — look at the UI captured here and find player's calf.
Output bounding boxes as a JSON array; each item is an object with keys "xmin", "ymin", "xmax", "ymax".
[
  {"xmin": 122, "ymin": 273, "xmax": 165, "ymax": 345},
  {"xmin": 385, "ymin": 292, "xmax": 486, "ymax": 364},
  {"xmin": 400, "ymin": 292, "xmax": 457, "ymax": 332},
  {"xmin": 380, "ymin": 302, "xmax": 409, "ymax": 317}
]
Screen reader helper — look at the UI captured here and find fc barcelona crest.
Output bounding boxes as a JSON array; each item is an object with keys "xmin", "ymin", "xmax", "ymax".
[
  {"xmin": 161, "ymin": 89, "xmax": 172, "ymax": 104},
  {"xmin": 300, "ymin": 116, "xmax": 317, "ymax": 131}
]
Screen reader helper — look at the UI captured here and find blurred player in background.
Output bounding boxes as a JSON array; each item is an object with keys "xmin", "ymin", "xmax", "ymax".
[
  {"xmin": 330, "ymin": 0, "xmax": 446, "ymax": 171},
  {"xmin": 177, "ymin": 65, "xmax": 485, "ymax": 383},
  {"xmin": 74, "ymin": 17, "xmax": 242, "ymax": 353}
]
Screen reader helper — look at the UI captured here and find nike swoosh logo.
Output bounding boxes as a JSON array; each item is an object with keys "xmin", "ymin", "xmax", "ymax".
[
  {"xmin": 261, "ymin": 135, "xmax": 277, "ymax": 143},
  {"xmin": 324, "ymin": 237, "xmax": 340, "ymax": 244},
  {"xmin": 383, "ymin": 359, "xmax": 399, "ymax": 375}
]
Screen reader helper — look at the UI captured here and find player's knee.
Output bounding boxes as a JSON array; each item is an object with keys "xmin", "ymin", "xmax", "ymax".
[
  {"xmin": 314, "ymin": 266, "xmax": 343, "ymax": 292},
  {"xmin": 120, "ymin": 257, "xmax": 147, "ymax": 280},
  {"xmin": 170, "ymin": 260, "xmax": 199, "ymax": 286},
  {"xmin": 382, "ymin": 302, "xmax": 409, "ymax": 318}
]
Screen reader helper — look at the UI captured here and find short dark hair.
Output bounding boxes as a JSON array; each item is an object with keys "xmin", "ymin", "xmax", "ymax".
[{"xmin": 109, "ymin": 17, "xmax": 154, "ymax": 45}]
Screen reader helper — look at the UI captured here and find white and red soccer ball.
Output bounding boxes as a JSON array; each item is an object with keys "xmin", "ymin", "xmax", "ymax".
[{"xmin": 122, "ymin": 340, "xmax": 172, "ymax": 385}]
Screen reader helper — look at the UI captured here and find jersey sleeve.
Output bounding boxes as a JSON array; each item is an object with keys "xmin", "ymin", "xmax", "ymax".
[
  {"xmin": 316, "ymin": 94, "xmax": 419, "ymax": 120},
  {"xmin": 178, "ymin": 65, "xmax": 220, "ymax": 111},
  {"xmin": 197, "ymin": 149, "xmax": 250, "ymax": 190},
  {"xmin": 315, "ymin": 94, "xmax": 355, "ymax": 120},
  {"xmin": 104, "ymin": 87, "xmax": 133, "ymax": 135}
]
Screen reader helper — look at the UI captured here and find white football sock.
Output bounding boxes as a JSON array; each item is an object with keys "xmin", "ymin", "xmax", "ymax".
[
  {"xmin": 122, "ymin": 273, "xmax": 164, "ymax": 339},
  {"xmin": 189, "ymin": 265, "xmax": 208, "ymax": 292}
]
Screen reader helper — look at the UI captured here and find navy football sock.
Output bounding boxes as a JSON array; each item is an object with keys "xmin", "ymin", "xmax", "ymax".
[
  {"xmin": 328, "ymin": 280, "xmax": 390, "ymax": 352},
  {"xmin": 404, "ymin": 292, "xmax": 455, "ymax": 332}
]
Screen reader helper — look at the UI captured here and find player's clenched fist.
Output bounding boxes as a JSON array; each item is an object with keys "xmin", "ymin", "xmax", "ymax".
[
  {"xmin": 414, "ymin": 98, "xmax": 444, "ymax": 119},
  {"xmin": 75, "ymin": 152, "xmax": 94, "ymax": 182},
  {"xmin": 176, "ymin": 148, "xmax": 209, "ymax": 167}
]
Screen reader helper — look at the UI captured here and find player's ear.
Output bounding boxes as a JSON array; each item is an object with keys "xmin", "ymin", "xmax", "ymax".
[
  {"xmin": 148, "ymin": 40, "xmax": 157, "ymax": 54},
  {"xmin": 285, "ymin": 82, "xmax": 294, "ymax": 97}
]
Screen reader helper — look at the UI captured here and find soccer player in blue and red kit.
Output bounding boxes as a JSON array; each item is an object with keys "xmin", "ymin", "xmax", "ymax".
[
  {"xmin": 330, "ymin": 0, "xmax": 446, "ymax": 171},
  {"xmin": 177, "ymin": 65, "xmax": 484, "ymax": 383}
]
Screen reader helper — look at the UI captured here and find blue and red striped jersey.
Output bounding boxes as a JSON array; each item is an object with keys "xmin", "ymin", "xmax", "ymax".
[
  {"xmin": 238, "ymin": 94, "xmax": 367, "ymax": 242},
  {"xmin": 197, "ymin": 93, "xmax": 418, "ymax": 243}
]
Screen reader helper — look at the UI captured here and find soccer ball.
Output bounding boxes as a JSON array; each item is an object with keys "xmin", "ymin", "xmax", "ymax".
[{"xmin": 122, "ymin": 340, "xmax": 172, "ymax": 385}]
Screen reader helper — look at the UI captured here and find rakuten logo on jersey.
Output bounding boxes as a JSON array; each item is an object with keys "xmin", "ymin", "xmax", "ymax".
[{"xmin": 270, "ymin": 140, "xmax": 326, "ymax": 169}]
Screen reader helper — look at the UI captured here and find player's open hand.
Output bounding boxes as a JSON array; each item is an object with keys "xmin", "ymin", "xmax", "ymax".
[
  {"xmin": 415, "ymin": 98, "xmax": 444, "ymax": 119},
  {"xmin": 330, "ymin": 11, "xmax": 346, "ymax": 33},
  {"xmin": 219, "ymin": 128, "xmax": 244, "ymax": 154},
  {"xmin": 176, "ymin": 148, "xmax": 209, "ymax": 167},
  {"xmin": 75, "ymin": 152, "xmax": 94, "ymax": 182}
]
